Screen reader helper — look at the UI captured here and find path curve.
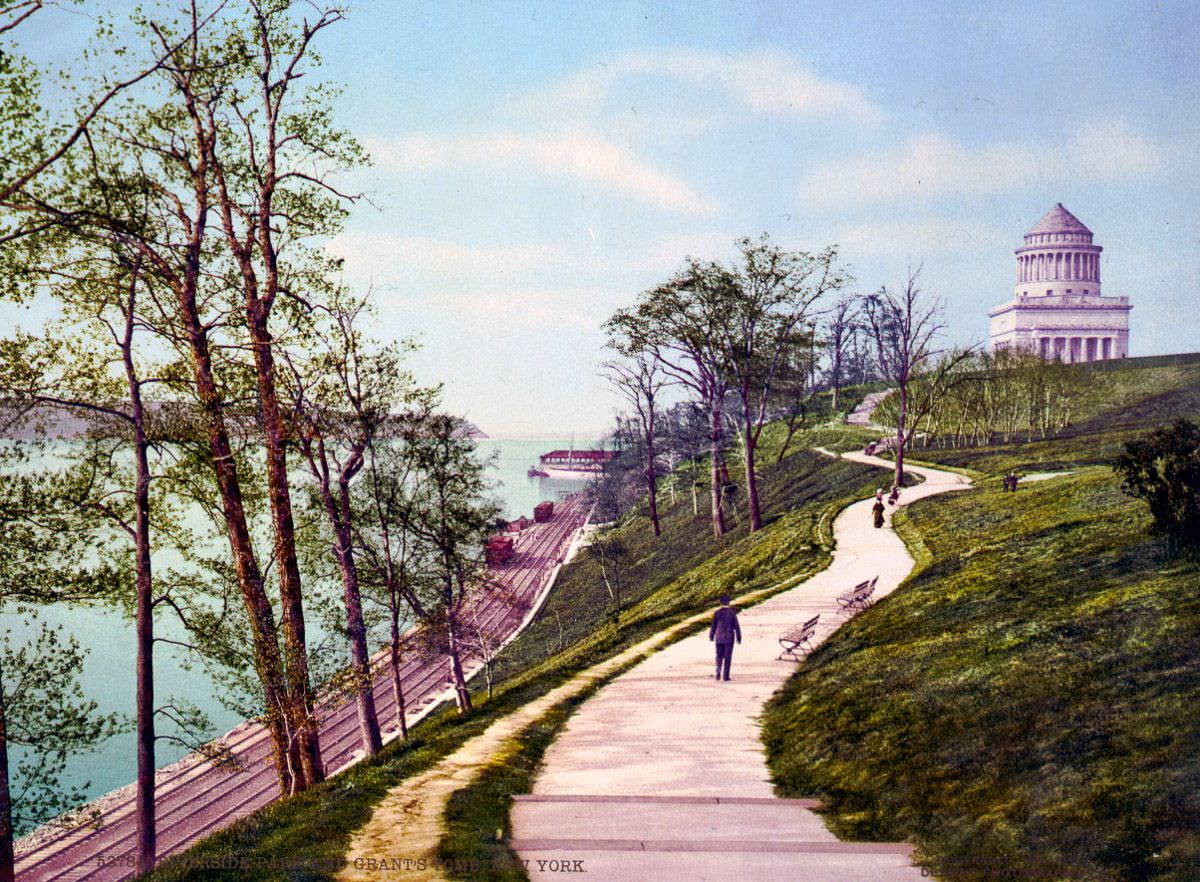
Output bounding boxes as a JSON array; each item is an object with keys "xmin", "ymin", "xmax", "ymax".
[{"xmin": 511, "ymin": 453, "xmax": 969, "ymax": 881}]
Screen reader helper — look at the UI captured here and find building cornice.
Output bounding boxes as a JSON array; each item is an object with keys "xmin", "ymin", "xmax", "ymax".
[
  {"xmin": 989, "ymin": 295, "xmax": 1130, "ymax": 314},
  {"xmin": 1013, "ymin": 243, "xmax": 1102, "ymax": 256}
]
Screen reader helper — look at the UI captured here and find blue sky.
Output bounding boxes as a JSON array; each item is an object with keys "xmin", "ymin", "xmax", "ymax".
[{"xmin": 18, "ymin": 0, "xmax": 1200, "ymax": 436}]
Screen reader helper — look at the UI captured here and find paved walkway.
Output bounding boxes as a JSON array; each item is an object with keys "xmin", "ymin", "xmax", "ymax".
[{"xmin": 511, "ymin": 453, "xmax": 970, "ymax": 881}]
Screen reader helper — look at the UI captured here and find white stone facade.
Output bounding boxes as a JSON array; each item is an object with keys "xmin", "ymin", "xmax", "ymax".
[{"xmin": 989, "ymin": 203, "xmax": 1131, "ymax": 362}]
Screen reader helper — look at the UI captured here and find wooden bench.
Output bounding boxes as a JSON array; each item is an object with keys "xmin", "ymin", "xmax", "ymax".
[
  {"xmin": 837, "ymin": 575, "xmax": 878, "ymax": 613},
  {"xmin": 777, "ymin": 614, "xmax": 820, "ymax": 661}
]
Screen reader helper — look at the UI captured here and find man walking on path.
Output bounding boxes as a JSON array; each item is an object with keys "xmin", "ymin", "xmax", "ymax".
[{"xmin": 708, "ymin": 594, "xmax": 742, "ymax": 680}]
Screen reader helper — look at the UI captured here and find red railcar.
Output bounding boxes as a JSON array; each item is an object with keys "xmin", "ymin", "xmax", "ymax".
[
  {"xmin": 533, "ymin": 501, "xmax": 554, "ymax": 523},
  {"xmin": 486, "ymin": 535, "xmax": 515, "ymax": 566}
]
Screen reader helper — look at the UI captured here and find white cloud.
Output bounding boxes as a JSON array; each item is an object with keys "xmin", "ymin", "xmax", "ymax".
[
  {"xmin": 1070, "ymin": 120, "xmax": 1164, "ymax": 179},
  {"xmin": 389, "ymin": 286, "xmax": 613, "ymax": 332},
  {"xmin": 627, "ymin": 230, "xmax": 741, "ymax": 273},
  {"xmin": 799, "ymin": 121, "xmax": 1165, "ymax": 205},
  {"xmin": 327, "ymin": 234, "xmax": 569, "ymax": 277},
  {"xmin": 834, "ymin": 218, "xmax": 1007, "ymax": 258},
  {"xmin": 368, "ymin": 130, "xmax": 713, "ymax": 215},
  {"xmin": 800, "ymin": 133, "xmax": 1034, "ymax": 204},
  {"xmin": 534, "ymin": 47, "xmax": 883, "ymax": 125}
]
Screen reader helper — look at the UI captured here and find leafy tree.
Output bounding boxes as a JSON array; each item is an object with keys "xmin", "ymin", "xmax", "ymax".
[
  {"xmin": 721, "ymin": 235, "xmax": 845, "ymax": 528},
  {"xmin": 608, "ymin": 260, "xmax": 736, "ymax": 538},
  {"xmin": 0, "ymin": 225, "xmax": 242, "ymax": 871},
  {"xmin": 2, "ymin": 0, "xmax": 362, "ymax": 797},
  {"xmin": 397, "ymin": 414, "xmax": 501, "ymax": 713},
  {"xmin": 195, "ymin": 0, "xmax": 368, "ymax": 788},
  {"xmin": 1114, "ymin": 419, "xmax": 1200, "ymax": 555},
  {"xmin": 353, "ymin": 418, "xmax": 430, "ymax": 742},
  {"xmin": 0, "ymin": 464, "xmax": 125, "ymax": 882},
  {"xmin": 0, "ymin": 620, "xmax": 121, "ymax": 882},
  {"xmin": 284, "ymin": 294, "xmax": 424, "ymax": 758}
]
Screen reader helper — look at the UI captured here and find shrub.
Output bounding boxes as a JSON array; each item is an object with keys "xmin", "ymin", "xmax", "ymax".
[{"xmin": 1113, "ymin": 418, "xmax": 1200, "ymax": 554}]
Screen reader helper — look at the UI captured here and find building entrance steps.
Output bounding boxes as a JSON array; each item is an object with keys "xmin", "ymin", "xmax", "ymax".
[{"xmin": 512, "ymin": 452, "xmax": 971, "ymax": 881}]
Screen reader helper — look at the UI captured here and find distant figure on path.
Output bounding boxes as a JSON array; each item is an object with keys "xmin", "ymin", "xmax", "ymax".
[
  {"xmin": 708, "ymin": 594, "xmax": 742, "ymax": 681},
  {"xmin": 873, "ymin": 499, "xmax": 886, "ymax": 528},
  {"xmin": 888, "ymin": 485, "xmax": 900, "ymax": 506}
]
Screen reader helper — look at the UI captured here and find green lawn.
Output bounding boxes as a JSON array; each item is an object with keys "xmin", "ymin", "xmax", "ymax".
[{"xmin": 763, "ymin": 467, "xmax": 1200, "ymax": 881}]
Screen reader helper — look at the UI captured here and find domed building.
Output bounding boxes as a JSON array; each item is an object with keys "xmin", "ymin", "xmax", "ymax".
[{"xmin": 989, "ymin": 203, "xmax": 1131, "ymax": 362}]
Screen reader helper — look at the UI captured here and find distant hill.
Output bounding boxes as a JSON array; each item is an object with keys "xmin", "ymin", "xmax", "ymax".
[{"xmin": 0, "ymin": 402, "xmax": 491, "ymax": 442}]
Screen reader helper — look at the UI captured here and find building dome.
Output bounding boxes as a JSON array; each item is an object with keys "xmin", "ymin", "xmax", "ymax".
[
  {"xmin": 990, "ymin": 203, "xmax": 1130, "ymax": 363},
  {"xmin": 1025, "ymin": 202, "xmax": 1093, "ymax": 240},
  {"xmin": 1014, "ymin": 202, "xmax": 1102, "ymax": 298}
]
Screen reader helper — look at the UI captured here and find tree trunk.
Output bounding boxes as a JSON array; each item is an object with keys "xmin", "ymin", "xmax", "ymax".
[
  {"xmin": 389, "ymin": 604, "xmax": 407, "ymax": 741},
  {"xmin": 743, "ymin": 426, "xmax": 762, "ymax": 531},
  {"xmin": 691, "ymin": 464, "xmax": 699, "ymax": 517},
  {"xmin": 132, "ymin": 429, "xmax": 155, "ymax": 875},
  {"xmin": 247, "ymin": 312, "xmax": 323, "ymax": 787},
  {"xmin": 644, "ymin": 417, "xmax": 660, "ymax": 537},
  {"xmin": 330, "ymin": 483, "xmax": 382, "ymax": 757},
  {"xmin": 178, "ymin": 292, "xmax": 296, "ymax": 794},
  {"xmin": 708, "ymin": 401, "xmax": 726, "ymax": 538},
  {"xmin": 446, "ymin": 608, "xmax": 472, "ymax": 713},
  {"xmin": 0, "ymin": 676, "xmax": 13, "ymax": 882},
  {"xmin": 119, "ymin": 278, "xmax": 157, "ymax": 875},
  {"xmin": 894, "ymin": 384, "xmax": 908, "ymax": 487}
]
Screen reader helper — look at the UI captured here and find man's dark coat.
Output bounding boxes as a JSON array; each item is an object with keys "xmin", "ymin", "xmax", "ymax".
[{"xmin": 709, "ymin": 605, "xmax": 742, "ymax": 644}]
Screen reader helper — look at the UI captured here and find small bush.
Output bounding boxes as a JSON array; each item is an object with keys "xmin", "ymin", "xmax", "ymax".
[{"xmin": 1113, "ymin": 418, "xmax": 1200, "ymax": 555}]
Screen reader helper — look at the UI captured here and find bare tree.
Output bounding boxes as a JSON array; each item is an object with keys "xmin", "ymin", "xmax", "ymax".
[
  {"xmin": 824, "ymin": 295, "xmax": 860, "ymax": 411},
  {"xmin": 863, "ymin": 268, "xmax": 956, "ymax": 486},
  {"xmin": 601, "ymin": 342, "xmax": 666, "ymax": 537},
  {"xmin": 584, "ymin": 532, "xmax": 627, "ymax": 626}
]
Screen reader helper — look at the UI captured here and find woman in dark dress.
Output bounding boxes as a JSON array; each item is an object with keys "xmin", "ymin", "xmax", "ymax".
[{"xmin": 872, "ymin": 499, "xmax": 886, "ymax": 528}]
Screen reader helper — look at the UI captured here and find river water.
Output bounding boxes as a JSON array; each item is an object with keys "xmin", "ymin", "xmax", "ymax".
[{"xmin": 8, "ymin": 437, "xmax": 594, "ymax": 829}]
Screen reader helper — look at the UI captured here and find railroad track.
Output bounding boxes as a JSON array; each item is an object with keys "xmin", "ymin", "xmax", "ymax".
[{"xmin": 14, "ymin": 496, "xmax": 586, "ymax": 881}]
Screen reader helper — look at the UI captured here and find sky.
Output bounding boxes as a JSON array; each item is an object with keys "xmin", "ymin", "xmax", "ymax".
[{"xmin": 15, "ymin": 0, "xmax": 1200, "ymax": 437}]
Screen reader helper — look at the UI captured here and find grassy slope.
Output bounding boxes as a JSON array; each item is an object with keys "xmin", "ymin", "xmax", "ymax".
[
  {"xmin": 763, "ymin": 364, "xmax": 1200, "ymax": 882},
  {"xmin": 145, "ymin": 442, "xmax": 882, "ymax": 882},
  {"xmin": 494, "ymin": 445, "xmax": 877, "ymax": 681},
  {"xmin": 909, "ymin": 363, "xmax": 1200, "ymax": 475}
]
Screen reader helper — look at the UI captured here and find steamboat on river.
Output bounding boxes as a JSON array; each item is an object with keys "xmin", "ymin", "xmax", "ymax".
[{"xmin": 529, "ymin": 448, "xmax": 615, "ymax": 479}]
